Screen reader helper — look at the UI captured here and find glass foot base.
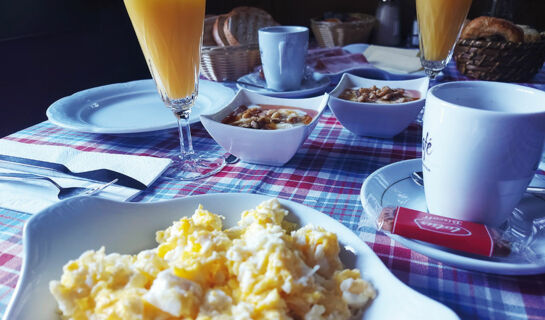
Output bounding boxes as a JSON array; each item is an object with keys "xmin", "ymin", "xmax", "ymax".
[
  {"xmin": 166, "ymin": 152, "xmax": 226, "ymax": 181},
  {"xmin": 422, "ymin": 59, "xmax": 448, "ymax": 80},
  {"xmin": 424, "ymin": 68, "xmax": 443, "ymax": 80}
]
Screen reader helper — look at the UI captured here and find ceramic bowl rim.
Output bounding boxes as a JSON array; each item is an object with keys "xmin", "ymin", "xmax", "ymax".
[
  {"xmin": 328, "ymin": 73, "xmax": 429, "ymax": 108},
  {"xmin": 200, "ymin": 89, "xmax": 329, "ymax": 134}
]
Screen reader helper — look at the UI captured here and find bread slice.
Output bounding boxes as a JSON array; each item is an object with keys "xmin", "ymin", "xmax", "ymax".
[
  {"xmin": 212, "ymin": 15, "xmax": 230, "ymax": 46},
  {"xmin": 223, "ymin": 7, "xmax": 278, "ymax": 46}
]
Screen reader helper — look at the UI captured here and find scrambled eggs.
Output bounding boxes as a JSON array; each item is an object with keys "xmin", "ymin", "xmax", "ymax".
[{"xmin": 50, "ymin": 199, "xmax": 375, "ymax": 319}]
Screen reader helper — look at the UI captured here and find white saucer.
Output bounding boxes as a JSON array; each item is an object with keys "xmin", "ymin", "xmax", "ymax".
[
  {"xmin": 46, "ymin": 79, "xmax": 235, "ymax": 134},
  {"xmin": 360, "ymin": 159, "xmax": 545, "ymax": 275},
  {"xmin": 236, "ymin": 71, "xmax": 330, "ymax": 98}
]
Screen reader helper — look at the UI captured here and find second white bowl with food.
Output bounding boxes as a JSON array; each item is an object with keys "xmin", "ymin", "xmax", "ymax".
[
  {"xmin": 201, "ymin": 89, "xmax": 328, "ymax": 166},
  {"xmin": 328, "ymin": 74, "xmax": 429, "ymax": 138}
]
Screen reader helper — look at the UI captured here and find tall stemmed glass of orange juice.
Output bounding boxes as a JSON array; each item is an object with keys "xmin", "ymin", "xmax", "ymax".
[
  {"xmin": 416, "ymin": 0, "xmax": 472, "ymax": 79},
  {"xmin": 124, "ymin": 0, "xmax": 225, "ymax": 180}
]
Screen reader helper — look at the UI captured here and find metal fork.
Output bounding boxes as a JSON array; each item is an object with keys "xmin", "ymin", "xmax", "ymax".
[{"xmin": 0, "ymin": 172, "xmax": 117, "ymax": 199}]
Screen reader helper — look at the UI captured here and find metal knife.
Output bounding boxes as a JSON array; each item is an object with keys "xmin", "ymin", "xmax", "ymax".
[{"xmin": 0, "ymin": 154, "xmax": 147, "ymax": 190}]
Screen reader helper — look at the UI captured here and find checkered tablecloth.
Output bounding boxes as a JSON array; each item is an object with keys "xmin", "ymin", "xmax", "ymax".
[{"xmin": 0, "ymin": 61, "xmax": 544, "ymax": 320}]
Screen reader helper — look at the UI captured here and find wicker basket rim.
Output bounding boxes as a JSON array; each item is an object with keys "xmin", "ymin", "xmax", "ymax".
[
  {"xmin": 457, "ymin": 38, "xmax": 545, "ymax": 49},
  {"xmin": 202, "ymin": 44, "xmax": 259, "ymax": 51},
  {"xmin": 311, "ymin": 15, "xmax": 376, "ymax": 26}
]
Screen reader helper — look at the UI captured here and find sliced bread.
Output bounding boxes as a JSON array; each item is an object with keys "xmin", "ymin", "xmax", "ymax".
[
  {"xmin": 223, "ymin": 7, "xmax": 279, "ymax": 46},
  {"xmin": 212, "ymin": 14, "xmax": 230, "ymax": 46}
]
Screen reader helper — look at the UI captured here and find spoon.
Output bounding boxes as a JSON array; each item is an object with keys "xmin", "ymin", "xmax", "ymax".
[
  {"xmin": 410, "ymin": 171, "xmax": 545, "ymax": 195},
  {"xmin": 0, "ymin": 172, "xmax": 118, "ymax": 199}
]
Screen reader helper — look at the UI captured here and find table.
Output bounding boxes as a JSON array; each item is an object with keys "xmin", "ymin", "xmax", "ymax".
[{"xmin": 0, "ymin": 62, "xmax": 544, "ymax": 320}]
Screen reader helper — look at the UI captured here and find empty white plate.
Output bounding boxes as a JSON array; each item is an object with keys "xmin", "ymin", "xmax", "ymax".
[
  {"xmin": 46, "ymin": 79, "xmax": 235, "ymax": 134},
  {"xmin": 343, "ymin": 43, "xmax": 425, "ymax": 76}
]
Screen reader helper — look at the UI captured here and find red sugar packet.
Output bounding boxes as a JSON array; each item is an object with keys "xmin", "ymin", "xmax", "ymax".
[{"xmin": 378, "ymin": 207, "xmax": 511, "ymax": 257}]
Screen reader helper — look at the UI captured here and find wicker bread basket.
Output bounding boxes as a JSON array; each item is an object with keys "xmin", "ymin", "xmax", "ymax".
[
  {"xmin": 200, "ymin": 45, "xmax": 261, "ymax": 81},
  {"xmin": 310, "ymin": 14, "xmax": 376, "ymax": 48},
  {"xmin": 453, "ymin": 38, "xmax": 545, "ymax": 82},
  {"xmin": 200, "ymin": 16, "xmax": 261, "ymax": 81}
]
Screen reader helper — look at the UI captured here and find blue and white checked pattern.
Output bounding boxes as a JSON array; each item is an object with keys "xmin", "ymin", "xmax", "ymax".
[{"xmin": 0, "ymin": 61, "xmax": 544, "ymax": 320}]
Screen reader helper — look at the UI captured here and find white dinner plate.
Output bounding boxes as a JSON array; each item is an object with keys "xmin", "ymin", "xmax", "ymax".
[
  {"xmin": 360, "ymin": 159, "xmax": 545, "ymax": 275},
  {"xmin": 4, "ymin": 193, "xmax": 458, "ymax": 320},
  {"xmin": 342, "ymin": 43, "xmax": 430, "ymax": 80},
  {"xmin": 236, "ymin": 71, "xmax": 330, "ymax": 98},
  {"xmin": 46, "ymin": 79, "xmax": 235, "ymax": 134}
]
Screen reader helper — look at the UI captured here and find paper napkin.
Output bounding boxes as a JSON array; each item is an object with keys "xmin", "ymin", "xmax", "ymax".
[
  {"xmin": 0, "ymin": 139, "xmax": 172, "ymax": 214},
  {"xmin": 363, "ymin": 45, "xmax": 423, "ymax": 74}
]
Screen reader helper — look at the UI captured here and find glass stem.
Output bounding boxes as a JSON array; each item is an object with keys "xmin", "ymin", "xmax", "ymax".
[
  {"xmin": 425, "ymin": 68, "xmax": 440, "ymax": 80},
  {"xmin": 174, "ymin": 109, "xmax": 194, "ymax": 160}
]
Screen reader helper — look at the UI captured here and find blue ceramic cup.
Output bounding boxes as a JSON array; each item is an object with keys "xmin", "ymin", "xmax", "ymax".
[{"xmin": 258, "ymin": 26, "xmax": 309, "ymax": 91}]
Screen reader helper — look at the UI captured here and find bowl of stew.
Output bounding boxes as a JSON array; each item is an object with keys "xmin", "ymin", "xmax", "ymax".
[
  {"xmin": 200, "ymin": 89, "xmax": 328, "ymax": 166},
  {"xmin": 328, "ymin": 74, "xmax": 429, "ymax": 138}
]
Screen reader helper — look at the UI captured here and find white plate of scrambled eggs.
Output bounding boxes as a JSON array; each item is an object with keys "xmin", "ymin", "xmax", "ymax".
[{"xmin": 4, "ymin": 193, "xmax": 459, "ymax": 320}]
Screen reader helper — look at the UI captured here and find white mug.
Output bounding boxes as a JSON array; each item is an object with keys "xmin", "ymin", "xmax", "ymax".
[
  {"xmin": 422, "ymin": 81, "xmax": 545, "ymax": 226},
  {"xmin": 258, "ymin": 26, "xmax": 308, "ymax": 91}
]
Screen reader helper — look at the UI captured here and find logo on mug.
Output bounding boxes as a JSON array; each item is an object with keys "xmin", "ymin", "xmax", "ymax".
[{"xmin": 422, "ymin": 132, "xmax": 432, "ymax": 161}]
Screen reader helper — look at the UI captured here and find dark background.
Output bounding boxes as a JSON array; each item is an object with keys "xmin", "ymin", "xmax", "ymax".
[{"xmin": 1, "ymin": 0, "xmax": 544, "ymax": 137}]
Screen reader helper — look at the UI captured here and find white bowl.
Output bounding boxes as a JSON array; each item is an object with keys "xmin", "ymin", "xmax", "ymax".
[
  {"xmin": 4, "ymin": 194, "xmax": 459, "ymax": 320},
  {"xmin": 200, "ymin": 89, "xmax": 329, "ymax": 166},
  {"xmin": 328, "ymin": 74, "xmax": 429, "ymax": 138}
]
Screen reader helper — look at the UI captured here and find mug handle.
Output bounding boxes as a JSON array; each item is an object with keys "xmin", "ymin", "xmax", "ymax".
[{"xmin": 278, "ymin": 40, "xmax": 286, "ymax": 74}]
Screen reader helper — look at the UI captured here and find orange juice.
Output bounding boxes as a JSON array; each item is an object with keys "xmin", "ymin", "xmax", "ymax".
[
  {"xmin": 416, "ymin": 0, "xmax": 472, "ymax": 61},
  {"xmin": 124, "ymin": 0, "xmax": 205, "ymax": 100}
]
